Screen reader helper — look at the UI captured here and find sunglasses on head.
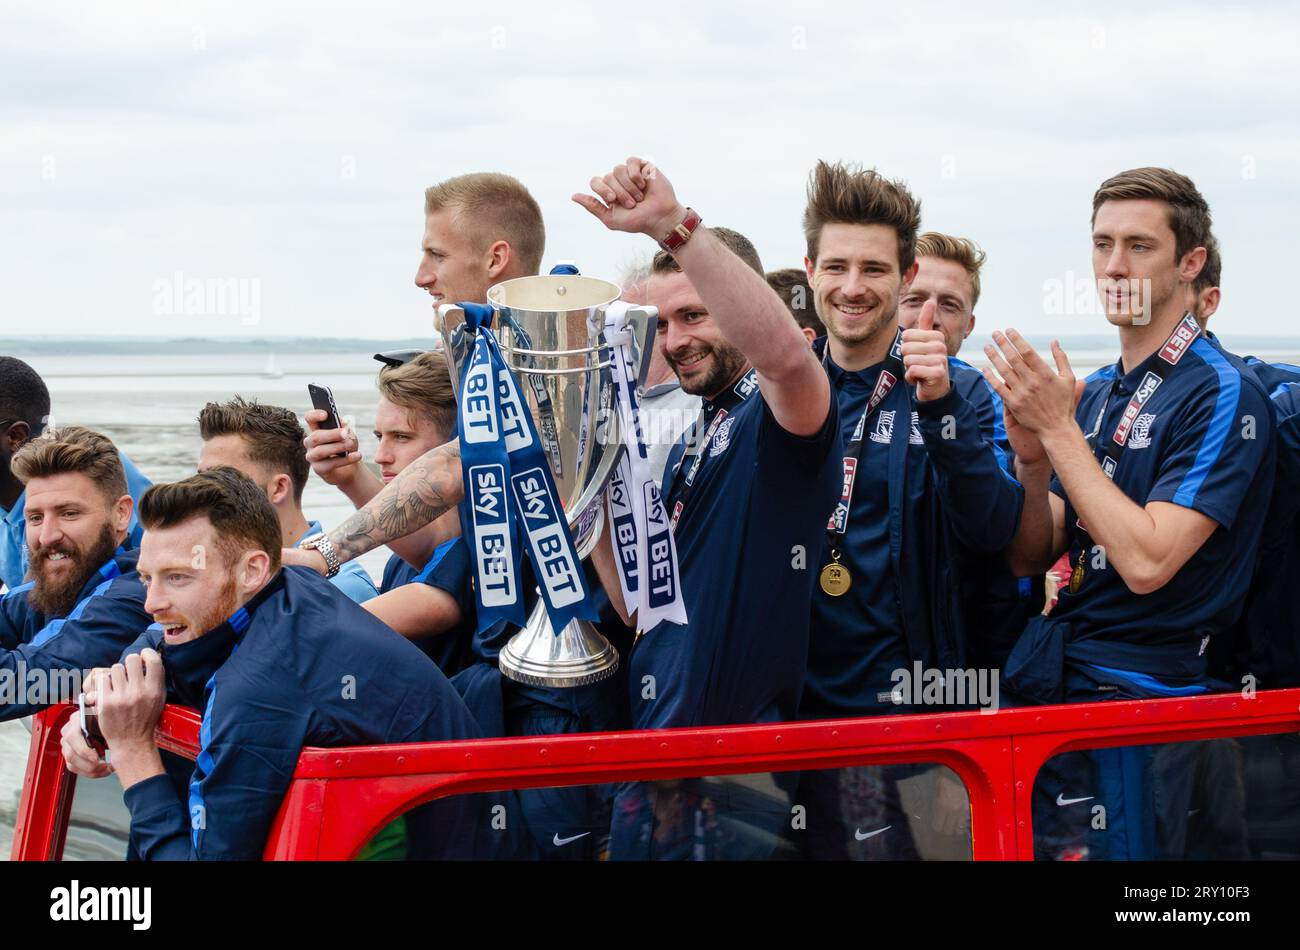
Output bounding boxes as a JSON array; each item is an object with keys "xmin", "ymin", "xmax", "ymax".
[{"xmin": 372, "ymin": 350, "xmax": 425, "ymax": 369}]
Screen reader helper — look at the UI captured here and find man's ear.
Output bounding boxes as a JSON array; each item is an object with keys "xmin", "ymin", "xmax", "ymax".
[
  {"xmin": 801, "ymin": 326, "xmax": 816, "ymax": 346},
  {"xmin": 966, "ymin": 313, "xmax": 976, "ymax": 338},
  {"xmin": 240, "ymin": 549, "xmax": 272, "ymax": 593},
  {"xmin": 1200, "ymin": 287, "xmax": 1221, "ymax": 323},
  {"xmin": 803, "ymin": 255, "xmax": 816, "ymax": 283},
  {"xmin": 1180, "ymin": 246, "xmax": 1208, "ymax": 283},
  {"xmin": 486, "ymin": 240, "xmax": 513, "ymax": 281},
  {"xmin": 265, "ymin": 473, "xmax": 293, "ymax": 507},
  {"xmin": 3, "ymin": 420, "xmax": 31, "ymax": 454},
  {"xmin": 111, "ymin": 494, "xmax": 133, "ymax": 542},
  {"xmin": 902, "ymin": 259, "xmax": 920, "ymax": 288}
]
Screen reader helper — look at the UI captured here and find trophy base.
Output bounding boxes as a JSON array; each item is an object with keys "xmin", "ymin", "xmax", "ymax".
[{"xmin": 497, "ymin": 603, "xmax": 620, "ymax": 689}]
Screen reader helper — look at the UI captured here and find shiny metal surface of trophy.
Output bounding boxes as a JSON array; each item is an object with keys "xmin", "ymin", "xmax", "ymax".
[{"xmin": 437, "ymin": 275, "xmax": 657, "ymax": 687}]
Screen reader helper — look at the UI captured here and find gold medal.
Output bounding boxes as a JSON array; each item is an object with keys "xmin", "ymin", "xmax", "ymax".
[
  {"xmin": 1067, "ymin": 552, "xmax": 1085, "ymax": 595},
  {"xmin": 820, "ymin": 561, "xmax": 852, "ymax": 597}
]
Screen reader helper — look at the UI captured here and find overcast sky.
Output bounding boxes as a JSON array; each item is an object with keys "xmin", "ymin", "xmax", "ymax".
[{"xmin": 3, "ymin": 0, "xmax": 1298, "ymax": 342}]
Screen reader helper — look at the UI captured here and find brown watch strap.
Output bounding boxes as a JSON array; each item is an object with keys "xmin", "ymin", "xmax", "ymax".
[{"xmin": 658, "ymin": 207, "xmax": 702, "ymax": 254}]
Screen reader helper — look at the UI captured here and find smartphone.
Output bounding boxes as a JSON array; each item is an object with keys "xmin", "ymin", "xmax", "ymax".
[
  {"xmin": 308, "ymin": 383, "xmax": 343, "ymax": 431},
  {"xmin": 78, "ymin": 692, "xmax": 107, "ymax": 758}
]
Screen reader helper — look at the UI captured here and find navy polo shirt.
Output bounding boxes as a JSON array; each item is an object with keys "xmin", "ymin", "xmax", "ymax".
[
  {"xmin": 633, "ymin": 371, "xmax": 842, "ymax": 730},
  {"xmin": 1049, "ymin": 335, "xmax": 1273, "ymax": 673},
  {"xmin": 803, "ymin": 358, "xmax": 907, "ymax": 717}
]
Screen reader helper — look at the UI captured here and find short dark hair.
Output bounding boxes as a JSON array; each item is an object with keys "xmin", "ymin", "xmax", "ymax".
[
  {"xmin": 377, "ymin": 352, "xmax": 456, "ymax": 440},
  {"xmin": 1194, "ymin": 233, "xmax": 1221, "ymax": 293},
  {"xmin": 766, "ymin": 268, "xmax": 825, "ymax": 337},
  {"xmin": 0, "ymin": 357, "xmax": 51, "ymax": 433},
  {"xmin": 803, "ymin": 160, "xmax": 922, "ymax": 273},
  {"xmin": 652, "ymin": 226, "xmax": 764, "ymax": 278},
  {"xmin": 1091, "ymin": 167, "xmax": 1213, "ymax": 268},
  {"xmin": 425, "ymin": 172, "xmax": 546, "ymax": 277},
  {"xmin": 139, "ymin": 466, "xmax": 282, "ymax": 572},
  {"xmin": 10, "ymin": 426, "xmax": 127, "ymax": 504},
  {"xmin": 198, "ymin": 396, "xmax": 310, "ymax": 503}
]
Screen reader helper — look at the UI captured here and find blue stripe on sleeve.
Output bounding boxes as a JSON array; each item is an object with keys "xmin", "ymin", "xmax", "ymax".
[
  {"xmin": 1272, "ymin": 380, "xmax": 1300, "ymax": 403},
  {"xmin": 30, "ymin": 575, "xmax": 116, "ymax": 648},
  {"xmin": 3, "ymin": 581, "xmax": 35, "ymax": 601},
  {"xmin": 189, "ymin": 675, "xmax": 219, "ymax": 850},
  {"xmin": 1271, "ymin": 378, "xmax": 1300, "ymax": 401},
  {"xmin": 1172, "ymin": 341, "xmax": 1239, "ymax": 508},
  {"xmin": 413, "ymin": 538, "xmax": 458, "ymax": 584}
]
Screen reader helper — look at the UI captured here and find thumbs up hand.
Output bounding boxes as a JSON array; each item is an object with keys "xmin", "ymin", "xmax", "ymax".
[{"xmin": 901, "ymin": 299, "xmax": 951, "ymax": 402}]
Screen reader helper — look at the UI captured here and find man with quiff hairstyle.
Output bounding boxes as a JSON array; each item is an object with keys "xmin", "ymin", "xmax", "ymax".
[
  {"xmin": 798, "ymin": 161, "xmax": 1023, "ymax": 860},
  {"xmin": 197, "ymin": 396, "xmax": 377, "ymax": 603}
]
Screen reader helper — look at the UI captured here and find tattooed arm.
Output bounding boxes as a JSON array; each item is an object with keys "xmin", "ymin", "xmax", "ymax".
[{"xmin": 286, "ymin": 439, "xmax": 463, "ymax": 574}]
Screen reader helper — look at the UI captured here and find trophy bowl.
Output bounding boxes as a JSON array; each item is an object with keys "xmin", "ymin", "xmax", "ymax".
[{"xmin": 437, "ymin": 274, "xmax": 656, "ymax": 687}]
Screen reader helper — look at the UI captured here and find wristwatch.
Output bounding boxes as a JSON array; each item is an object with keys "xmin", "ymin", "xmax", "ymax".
[
  {"xmin": 301, "ymin": 533, "xmax": 341, "ymax": 578},
  {"xmin": 658, "ymin": 207, "xmax": 702, "ymax": 254}
]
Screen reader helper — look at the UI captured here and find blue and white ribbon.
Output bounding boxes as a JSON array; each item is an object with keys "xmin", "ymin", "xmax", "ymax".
[
  {"xmin": 603, "ymin": 302, "xmax": 688, "ymax": 630},
  {"xmin": 457, "ymin": 304, "xmax": 526, "ymax": 632},
  {"xmin": 456, "ymin": 302, "xmax": 600, "ymax": 635}
]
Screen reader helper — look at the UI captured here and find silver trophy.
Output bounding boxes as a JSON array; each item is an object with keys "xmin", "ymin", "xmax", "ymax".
[{"xmin": 437, "ymin": 275, "xmax": 657, "ymax": 687}]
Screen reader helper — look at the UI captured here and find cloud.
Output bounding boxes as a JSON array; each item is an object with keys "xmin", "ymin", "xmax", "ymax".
[{"xmin": 1, "ymin": 0, "xmax": 1297, "ymax": 341}]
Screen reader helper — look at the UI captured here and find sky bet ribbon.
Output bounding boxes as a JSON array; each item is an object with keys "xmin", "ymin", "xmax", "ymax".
[
  {"xmin": 457, "ymin": 302, "xmax": 601, "ymax": 635},
  {"xmin": 603, "ymin": 302, "xmax": 688, "ymax": 630},
  {"xmin": 457, "ymin": 303, "xmax": 526, "ymax": 631}
]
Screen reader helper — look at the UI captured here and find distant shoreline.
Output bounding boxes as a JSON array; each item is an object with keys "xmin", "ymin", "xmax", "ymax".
[
  {"xmin": 2, "ymin": 337, "xmax": 436, "ymax": 356},
  {"xmin": 7, "ymin": 333, "xmax": 1300, "ymax": 359}
]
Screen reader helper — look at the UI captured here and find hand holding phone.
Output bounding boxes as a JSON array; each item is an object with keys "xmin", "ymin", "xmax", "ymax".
[
  {"xmin": 308, "ymin": 383, "xmax": 344, "ymax": 432},
  {"xmin": 79, "ymin": 692, "xmax": 108, "ymax": 759},
  {"xmin": 304, "ymin": 384, "xmax": 363, "ymax": 483}
]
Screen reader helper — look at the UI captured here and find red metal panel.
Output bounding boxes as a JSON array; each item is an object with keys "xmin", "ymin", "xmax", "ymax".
[
  {"xmin": 10, "ymin": 705, "xmax": 77, "ymax": 861},
  {"xmin": 14, "ymin": 688, "xmax": 1300, "ymax": 861}
]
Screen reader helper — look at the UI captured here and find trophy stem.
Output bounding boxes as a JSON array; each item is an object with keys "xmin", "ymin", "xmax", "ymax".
[{"xmin": 497, "ymin": 600, "xmax": 620, "ymax": 688}]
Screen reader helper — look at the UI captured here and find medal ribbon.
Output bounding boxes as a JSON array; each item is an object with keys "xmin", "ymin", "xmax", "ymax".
[
  {"xmin": 667, "ymin": 367, "xmax": 759, "ymax": 531},
  {"xmin": 1068, "ymin": 312, "xmax": 1203, "ymax": 592},
  {"xmin": 822, "ymin": 329, "xmax": 906, "ymax": 556}
]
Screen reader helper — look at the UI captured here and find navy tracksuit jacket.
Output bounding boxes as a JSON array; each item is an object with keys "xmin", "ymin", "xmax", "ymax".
[
  {"xmin": 0, "ymin": 548, "xmax": 151, "ymax": 720},
  {"xmin": 120, "ymin": 566, "xmax": 482, "ymax": 860},
  {"xmin": 804, "ymin": 340, "xmax": 1024, "ymax": 722}
]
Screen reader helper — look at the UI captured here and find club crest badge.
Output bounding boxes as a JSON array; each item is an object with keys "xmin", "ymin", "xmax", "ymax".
[
  {"xmin": 1128, "ymin": 413, "xmax": 1156, "ymax": 449},
  {"xmin": 870, "ymin": 410, "xmax": 896, "ymax": 444},
  {"xmin": 709, "ymin": 416, "xmax": 736, "ymax": 457},
  {"xmin": 909, "ymin": 411, "xmax": 924, "ymax": 445}
]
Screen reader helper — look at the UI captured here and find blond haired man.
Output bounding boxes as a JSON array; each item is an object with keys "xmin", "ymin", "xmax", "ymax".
[
  {"xmin": 306, "ymin": 354, "xmax": 470, "ymax": 673},
  {"xmin": 898, "ymin": 232, "xmax": 986, "ymax": 357}
]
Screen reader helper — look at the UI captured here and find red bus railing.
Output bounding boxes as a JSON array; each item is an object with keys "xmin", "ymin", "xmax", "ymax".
[{"xmin": 14, "ymin": 687, "xmax": 1300, "ymax": 861}]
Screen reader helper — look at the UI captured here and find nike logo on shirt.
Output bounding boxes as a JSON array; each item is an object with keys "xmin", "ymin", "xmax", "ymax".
[
  {"xmin": 854, "ymin": 825, "xmax": 891, "ymax": 841},
  {"xmin": 1056, "ymin": 794, "xmax": 1094, "ymax": 807},
  {"xmin": 552, "ymin": 832, "xmax": 591, "ymax": 847}
]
